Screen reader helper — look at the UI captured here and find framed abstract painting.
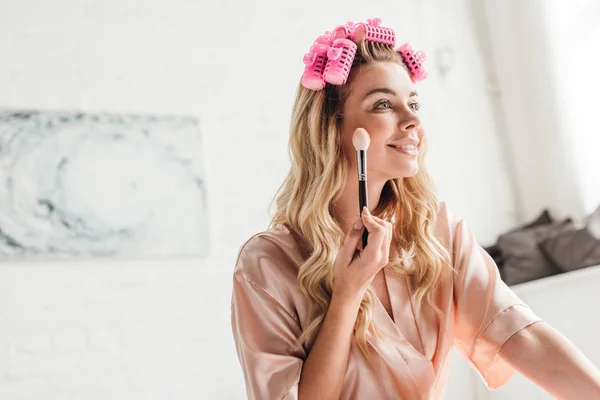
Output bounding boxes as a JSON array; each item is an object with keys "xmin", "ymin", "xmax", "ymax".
[{"xmin": 0, "ymin": 109, "xmax": 208, "ymax": 262}]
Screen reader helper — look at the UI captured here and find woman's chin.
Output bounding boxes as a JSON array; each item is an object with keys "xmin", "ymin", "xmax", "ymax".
[{"xmin": 390, "ymin": 165, "xmax": 419, "ymax": 180}]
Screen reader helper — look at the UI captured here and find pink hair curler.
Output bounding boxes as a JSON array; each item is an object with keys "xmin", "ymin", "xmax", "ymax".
[
  {"xmin": 331, "ymin": 21, "xmax": 355, "ymax": 40},
  {"xmin": 300, "ymin": 18, "xmax": 427, "ymax": 90},
  {"xmin": 301, "ymin": 34, "xmax": 332, "ymax": 90},
  {"xmin": 397, "ymin": 42, "xmax": 428, "ymax": 82},
  {"xmin": 351, "ymin": 18, "xmax": 395, "ymax": 46},
  {"xmin": 323, "ymin": 38, "xmax": 357, "ymax": 85}
]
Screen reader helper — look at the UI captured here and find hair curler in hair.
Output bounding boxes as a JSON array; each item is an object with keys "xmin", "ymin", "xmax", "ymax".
[
  {"xmin": 301, "ymin": 34, "xmax": 332, "ymax": 90},
  {"xmin": 350, "ymin": 18, "xmax": 396, "ymax": 45},
  {"xmin": 323, "ymin": 38, "xmax": 357, "ymax": 86}
]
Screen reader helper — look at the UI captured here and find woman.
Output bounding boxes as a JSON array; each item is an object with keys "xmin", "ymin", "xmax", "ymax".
[{"xmin": 230, "ymin": 18, "xmax": 600, "ymax": 399}]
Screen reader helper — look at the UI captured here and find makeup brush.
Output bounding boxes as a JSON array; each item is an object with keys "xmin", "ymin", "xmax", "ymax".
[{"xmin": 352, "ymin": 128, "xmax": 370, "ymax": 249}]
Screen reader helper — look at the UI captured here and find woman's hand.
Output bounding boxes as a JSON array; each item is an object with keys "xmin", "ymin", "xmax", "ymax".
[
  {"xmin": 298, "ymin": 207, "xmax": 391, "ymax": 400},
  {"xmin": 332, "ymin": 206, "xmax": 393, "ymax": 300}
]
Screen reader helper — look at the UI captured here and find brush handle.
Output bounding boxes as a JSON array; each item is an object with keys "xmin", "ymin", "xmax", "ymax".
[
  {"xmin": 357, "ymin": 149, "xmax": 368, "ymax": 248},
  {"xmin": 358, "ymin": 179, "xmax": 368, "ymax": 249}
]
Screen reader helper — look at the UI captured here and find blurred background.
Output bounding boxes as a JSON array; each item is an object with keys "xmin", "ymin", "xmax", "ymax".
[{"xmin": 0, "ymin": 0, "xmax": 598, "ymax": 399}]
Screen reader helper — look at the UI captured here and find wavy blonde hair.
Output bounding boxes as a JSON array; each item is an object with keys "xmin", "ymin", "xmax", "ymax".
[{"xmin": 269, "ymin": 40, "xmax": 452, "ymax": 356}]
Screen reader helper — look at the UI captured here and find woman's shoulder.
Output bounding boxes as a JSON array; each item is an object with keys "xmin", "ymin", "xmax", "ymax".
[
  {"xmin": 434, "ymin": 201, "xmax": 464, "ymax": 245},
  {"xmin": 233, "ymin": 223, "xmax": 307, "ymax": 294}
]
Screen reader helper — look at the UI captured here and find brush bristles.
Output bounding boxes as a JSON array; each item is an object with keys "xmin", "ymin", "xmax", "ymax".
[{"xmin": 352, "ymin": 128, "xmax": 370, "ymax": 151}]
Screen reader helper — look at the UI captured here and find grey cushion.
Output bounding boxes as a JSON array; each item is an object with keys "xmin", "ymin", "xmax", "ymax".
[
  {"xmin": 497, "ymin": 219, "xmax": 573, "ymax": 285},
  {"xmin": 540, "ymin": 206, "xmax": 600, "ymax": 272},
  {"xmin": 484, "ymin": 209, "xmax": 554, "ymax": 268}
]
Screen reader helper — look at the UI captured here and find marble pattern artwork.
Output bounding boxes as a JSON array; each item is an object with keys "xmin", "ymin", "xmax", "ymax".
[{"xmin": 0, "ymin": 110, "xmax": 208, "ymax": 262}]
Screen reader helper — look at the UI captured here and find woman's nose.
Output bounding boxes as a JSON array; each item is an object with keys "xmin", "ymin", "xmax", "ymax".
[{"xmin": 400, "ymin": 114, "xmax": 421, "ymax": 132}]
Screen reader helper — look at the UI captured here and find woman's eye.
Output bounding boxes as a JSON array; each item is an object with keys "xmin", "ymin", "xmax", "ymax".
[
  {"xmin": 374, "ymin": 100, "xmax": 421, "ymax": 111},
  {"xmin": 374, "ymin": 100, "xmax": 392, "ymax": 110}
]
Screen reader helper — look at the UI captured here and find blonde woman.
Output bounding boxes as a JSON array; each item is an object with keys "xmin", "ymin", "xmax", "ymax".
[{"xmin": 231, "ymin": 18, "xmax": 600, "ymax": 400}]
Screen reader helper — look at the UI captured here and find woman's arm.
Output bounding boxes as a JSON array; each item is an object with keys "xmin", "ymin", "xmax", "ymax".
[
  {"xmin": 499, "ymin": 321, "xmax": 600, "ymax": 399},
  {"xmin": 298, "ymin": 292, "xmax": 362, "ymax": 400}
]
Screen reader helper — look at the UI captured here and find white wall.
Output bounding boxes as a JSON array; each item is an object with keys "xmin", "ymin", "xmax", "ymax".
[
  {"xmin": 484, "ymin": 0, "xmax": 600, "ymax": 221},
  {"xmin": 544, "ymin": 1, "xmax": 600, "ymax": 213},
  {"xmin": 0, "ymin": 0, "xmax": 517, "ymax": 398}
]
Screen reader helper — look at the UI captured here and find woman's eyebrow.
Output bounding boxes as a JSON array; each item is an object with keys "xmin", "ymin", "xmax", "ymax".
[{"xmin": 362, "ymin": 88, "xmax": 418, "ymax": 100}]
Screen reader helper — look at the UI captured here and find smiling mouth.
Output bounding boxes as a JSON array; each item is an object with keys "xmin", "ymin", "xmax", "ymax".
[{"xmin": 387, "ymin": 144, "xmax": 418, "ymax": 156}]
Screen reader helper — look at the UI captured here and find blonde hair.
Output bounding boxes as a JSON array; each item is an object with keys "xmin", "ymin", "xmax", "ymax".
[{"xmin": 269, "ymin": 40, "xmax": 452, "ymax": 356}]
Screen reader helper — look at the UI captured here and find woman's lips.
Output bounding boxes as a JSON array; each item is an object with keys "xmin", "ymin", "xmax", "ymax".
[{"xmin": 387, "ymin": 144, "xmax": 418, "ymax": 157}]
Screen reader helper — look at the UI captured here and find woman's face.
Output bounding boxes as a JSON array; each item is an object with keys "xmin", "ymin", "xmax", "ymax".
[{"xmin": 339, "ymin": 61, "xmax": 423, "ymax": 182}]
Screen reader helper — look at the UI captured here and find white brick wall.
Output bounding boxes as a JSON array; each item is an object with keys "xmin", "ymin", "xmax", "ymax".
[
  {"xmin": 0, "ymin": 259, "xmax": 244, "ymax": 399},
  {"xmin": 0, "ymin": 0, "xmax": 516, "ymax": 398}
]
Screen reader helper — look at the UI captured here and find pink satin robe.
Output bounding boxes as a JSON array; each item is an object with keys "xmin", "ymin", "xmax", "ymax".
[{"xmin": 230, "ymin": 203, "xmax": 543, "ymax": 399}]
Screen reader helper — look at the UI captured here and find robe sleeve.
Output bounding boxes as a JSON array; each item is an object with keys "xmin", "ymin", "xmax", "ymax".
[
  {"xmin": 231, "ymin": 270, "xmax": 305, "ymax": 399},
  {"xmin": 452, "ymin": 217, "xmax": 543, "ymax": 390}
]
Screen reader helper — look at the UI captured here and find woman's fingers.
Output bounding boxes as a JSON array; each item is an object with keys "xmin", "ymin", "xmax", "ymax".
[
  {"xmin": 340, "ymin": 218, "xmax": 365, "ymax": 265},
  {"xmin": 361, "ymin": 210, "xmax": 393, "ymax": 247},
  {"xmin": 361, "ymin": 207, "xmax": 384, "ymax": 234},
  {"xmin": 369, "ymin": 214, "xmax": 386, "ymax": 227},
  {"xmin": 361, "ymin": 207, "xmax": 386, "ymax": 256},
  {"xmin": 370, "ymin": 214, "xmax": 393, "ymax": 258},
  {"xmin": 369, "ymin": 214, "xmax": 392, "ymax": 241}
]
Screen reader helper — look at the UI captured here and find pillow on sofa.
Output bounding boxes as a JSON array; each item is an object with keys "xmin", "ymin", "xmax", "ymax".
[
  {"xmin": 484, "ymin": 209, "xmax": 554, "ymax": 268},
  {"xmin": 540, "ymin": 206, "xmax": 600, "ymax": 272},
  {"xmin": 517, "ymin": 209, "xmax": 555, "ymax": 231},
  {"xmin": 497, "ymin": 218, "xmax": 573, "ymax": 286}
]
